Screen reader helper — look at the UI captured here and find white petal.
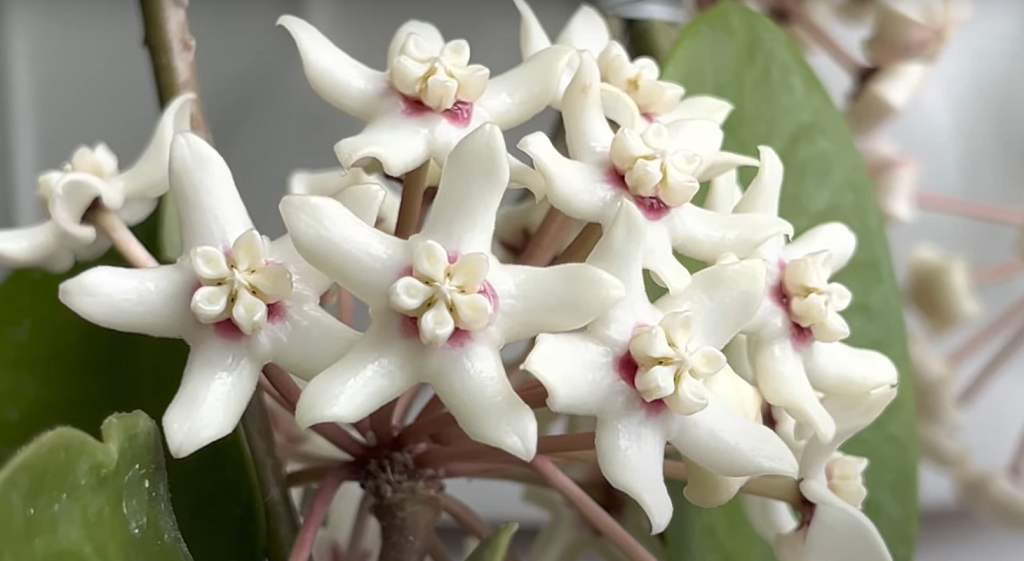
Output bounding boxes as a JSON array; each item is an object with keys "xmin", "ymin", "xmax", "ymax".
[
  {"xmin": 266, "ymin": 304, "xmax": 361, "ymax": 381},
  {"xmin": 803, "ymin": 342, "xmax": 898, "ymax": 396},
  {"xmin": 800, "ymin": 479, "xmax": 893, "ymax": 561},
  {"xmin": 413, "ymin": 239, "xmax": 450, "ymax": 283},
  {"xmin": 493, "ymin": 262, "xmax": 624, "ymax": 343},
  {"xmin": 0, "ymin": 222, "xmax": 76, "ymax": 273},
  {"xmin": 286, "ymin": 168, "xmax": 347, "ymax": 197},
  {"xmin": 280, "ymin": 194, "xmax": 407, "ymax": 308},
  {"xmin": 246, "ymin": 264, "xmax": 293, "ymax": 303},
  {"xmin": 629, "ymin": 325, "xmax": 674, "ymax": 364},
  {"xmin": 642, "ymin": 222, "xmax": 692, "ymax": 294},
  {"xmin": 512, "ymin": 0, "xmax": 553, "ymax": 60},
  {"xmin": 418, "ymin": 299, "xmax": 457, "ymax": 347},
  {"xmin": 389, "ymin": 277, "xmax": 434, "ymax": 313},
  {"xmin": 782, "ymin": 222, "xmax": 857, "ymax": 273},
  {"xmin": 232, "ymin": 289, "xmax": 268, "ymax": 336},
  {"xmin": 635, "ymin": 364, "xmax": 678, "ymax": 402},
  {"xmin": 829, "ymin": 283, "xmax": 853, "ymax": 311},
  {"xmin": 733, "ymin": 146, "xmax": 783, "ymax": 216},
  {"xmin": 477, "ymin": 45, "xmax": 576, "ymax": 130},
  {"xmin": 190, "ymin": 285, "xmax": 232, "ymax": 324},
  {"xmin": 517, "ymin": 132, "xmax": 619, "ymax": 224},
  {"xmin": 665, "ymin": 204, "xmax": 793, "ymax": 262},
  {"xmin": 190, "ymin": 246, "xmax": 230, "ymax": 281},
  {"xmin": 594, "ymin": 409, "xmax": 674, "ymax": 534},
  {"xmin": 800, "ymin": 387, "xmax": 897, "ymax": 477},
  {"xmin": 683, "ymin": 461, "xmax": 747, "ymax": 508},
  {"xmin": 162, "ymin": 338, "xmax": 262, "ymax": 458},
  {"xmin": 664, "ymin": 375, "xmax": 710, "ymax": 415},
  {"xmin": 586, "ymin": 203, "xmax": 650, "ymax": 309},
  {"xmin": 295, "ymin": 324, "xmax": 417, "ymax": 426},
  {"xmin": 450, "ymin": 252, "xmax": 489, "ymax": 291},
  {"xmin": 741, "ymin": 494, "xmax": 799, "ymax": 542},
  {"xmin": 689, "ymin": 347, "xmax": 727, "ymax": 376},
  {"xmin": 664, "ymin": 119, "xmax": 724, "ymax": 158},
  {"xmin": 278, "ymin": 15, "xmax": 390, "ymax": 122},
  {"xmin": 845, "ymin": 61, "xmax": 930, "ymax": 136},
  {"xmin": 748, "ymin": 335, "xmax": 836, "ymax": 442},
  {"xmin": 231, "ymin": 229, "xmax": 267, "ymax": 272},
  {"xmin": 703, "ymin": 169, "xmax": 741, "ymax": 214},
  {"xmin": 654, "ymin": 259, "xmax": 767, "ymax": 349},
  {"xmin": 59, "ymin": 263, "xmax": 193, "ymax": 339},
  {"xmin": 563, "ymin": 53, "xmax": 614, "ymax": 165},
  {"xmin": 423, "ymin": 342, "xmax": 538, "ymax": 460},
  {"xmin": 117, "ymin": 93, "xmax": 195, "ymax": 200},
  {"xmin": 523, "ymin": 332, "xmax": 622, "ymax": 416},
  {"xmin": 669, "ymin": 395, "xmax": 799, "ymax": 478},
  {"xmin": 170, "ymin": 133, "xmax": 254, "ymax": 250},
  {"xmin": 419, "ymin": 124, "xmax": 508, "ymax": 254},
  {"xmin": 451, "ymin": 292, "xmax": 492, "ymax": 330},
  {"xmin": 811, "ymin": 311, "xmax": 851, "ymax": 344},
  {"xmin": 387, "ymin": 20, "xmax": 444, "ymax": 69},
  {"xmin": 267, "ymin": 235, "xmax": 333, "ymax": 299},
  {"xmin": 335, "ymin": 119, "xmax": 432, "ymax": 178},
  {"xmin": 658, "ymin": 95, "xmax": 734, "ymax": 125},
  {"xmin": 600, "ymin": 84, "xmax": 643, "ymax": 130},
  {"xmin": 554, "ymin": 3, "xmax": 611, "ymax": 56},
  {"xmin": 47, "ymin": 173, "xmax": 109, "ymax": 243}
]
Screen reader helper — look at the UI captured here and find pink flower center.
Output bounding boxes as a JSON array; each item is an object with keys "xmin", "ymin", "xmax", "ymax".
[
  {"xmin": 769, "ymin": 260, "xmax": 814, "ymax": 348},
  {"xmin": 399, "ymin": 95, "xmax": 474, "ymax": 128},
  {"xmin": 616, "ymin": 324, "xmax": 668, "ymax": 416},
  {"xmin": 606, "ymin": 169, "xmax": 671, "ymax": 221}
]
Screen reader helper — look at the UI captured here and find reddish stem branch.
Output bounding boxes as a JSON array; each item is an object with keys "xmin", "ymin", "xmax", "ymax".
[
  {"xmin": 767, "ymin": 0, "xmax": 865, "ymax": 75},
  {"xmin": 516, "ymin": 207, "xmax": 576, "ymax": 266},
  {"xmin": 973, "ymin": 260, "xmax": 1024, "ymax": 286},
  {"xmin": 958, "ymin": 318, "xmax": 1024, "ymax": 406},
  {"xmin": 916, "ymin": 192, "xmax": 1024, "ymax": 226},
  {"xmin": 949, "ymin": 296, "xmax": 1024, "ymax": 365},
  {"xmin": 288, "ymin": 465, "xmax": 359, "ymax": 561},
  {"xmin": 345, "ymin": 491, "xmax": 374, "ymax": 561},
  {"xmin": 339, "ymin": 288, "xmax": 356, "ymax": 327},
  {"xmin": 439, "ymin": 494, "xmax": 522, "ymax": 561},
  {"xmin": 85, "ymin": 207, "xmax": 159, "ymax": 268},
  {"xmin": 552, "ymin": 223, "xmax": 602, "ymax": 265}
]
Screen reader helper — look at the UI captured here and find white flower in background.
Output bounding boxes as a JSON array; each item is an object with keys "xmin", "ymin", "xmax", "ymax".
[
  {"xmin": 845, "ymin": 62, "xmax": 931, "ymax": 136},
  {"xmin": 864, "ymin": 0, "xmax": 971, "ymax": 67},
  {"xmin": 711, "ymin": 147, "xmax": 897, "ymax": 442},
  {"xmin": 909, "ymin": 337, "xmax": 969, "ymax": 468},
  {"xmin": 955, "ymin": 467, "xmax": 1024, "ymax": 528},
  {"xmin": 281, "ymin": 125, "xmax": 623, "ymax": 461},
  {"xmin": 906, "ymin": 244, "xmax": 981, "ymax": 334},
  {"xmin": 278, "ymin": 15, "xmax": 568, "ymax": 194},
  {"xmin": 519, "ymin": 54, "xmax": 791, "ymax": 292},
  {"xmin": 742, "ymin": 386, "xmax": 897, "ymax": 561},
  {"xmin": 523, "ymin": 202, "xmax": 798, "ymax": 533},
  {"xmin": 58, "ymin": 133, "xmax": 373, "ymax": 458},
  {"xmin": 860, "ymin": 136, "xmax": 918, "ymax": 223},
  {"xmin": 0, "ymin": 94, "xmax": 194, "ymax": 273}
]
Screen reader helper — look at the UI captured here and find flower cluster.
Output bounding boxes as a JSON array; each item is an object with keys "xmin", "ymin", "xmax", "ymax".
[{"xmin": 0, "ymin": 2, "xmax": 903, "ymax": 559}]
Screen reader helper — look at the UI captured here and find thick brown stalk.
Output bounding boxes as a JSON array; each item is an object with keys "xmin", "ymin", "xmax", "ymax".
[{"xmin": 365, "ymin": 453, "xmax": 444, "ymax": 561}]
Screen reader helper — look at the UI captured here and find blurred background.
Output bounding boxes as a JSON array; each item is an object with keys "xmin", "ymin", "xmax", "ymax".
[{"xmin": 1, "ymin": 0, "xmax": 1023, "ymax": 558}]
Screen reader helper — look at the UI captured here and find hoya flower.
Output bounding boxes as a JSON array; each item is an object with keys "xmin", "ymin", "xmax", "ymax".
[
  {"xmin": 714, "ymin": 147, "xmax": 898, "ymax": 442},
  {"xmin": 845, "ymin": 62, "xmax": 932, "ymax": 135},
  {"xmin": 742, "ymin": 386, "xmax": 897, "ymax": 561},
  {"xmin": 956, "ymin": 467, "xmax": 1024, "ymax": 528},
  {"xmin": 906, "ymin": 245, "xmax": 981, "ymax": 334},
  {"xmin": 280, "ymin": 125, "xmax": 623, "ymax": 460},
  {"xmin": 860, "ymin": 137, "xmax": 918, "ymax": 223},
  {"xmin": 0, "ymin": 94, "xmax": 194, "ymax": 273},
  {"xmin": 58, "ymin": 133, "xmax": 374, "ymax": 458},
  {"xmin": 523, "ymin": 202, "xmax": 798, "ymax": 533},
  {"xmin": 909, "ymin": 337, "xmax": 968, "ymax": 468},
  {"xmin": 519, "ymin": 54, "xmax": 791, "ymax": 292},
  {"xmin": 864, "ymin": 0, "xmax": 971, "ymax": 67},
  {"xmin": 278, "ymin": 14, "xmax": 570, "ymax": 191}
]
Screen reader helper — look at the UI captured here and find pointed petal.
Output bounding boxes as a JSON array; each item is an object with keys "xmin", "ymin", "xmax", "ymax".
[
  {"xmin": 665, "ymin": 204, "xmax": 793, "ymax": 262},
  {"xmin": 803, "ymin": 342, "xmax": 898, "ymax": 396},
  {"xmin": 664, "ymin": 119, "xmax": 725, "ymax": 157},
  {"xmin": 419, "ymin": 124, "xmax": 508, "ymax": 253},
  {"xmin": 280, "ymin": 194, "xmax": 407, "ymax": 308},
  {"xmin": 190, "ymin": 285, "xmax": 232, "ymax": 324},
  {"xmin": 694, "ymin": 151, "xmax": 760, "ymax": 182},
  {"xmin": 170, "ymin": 133, "xmax": 254, "ymax": 250},
  {"xmin": 450, "ymin": 252, "xmax": 489, "ymax": 291},
  {"xmin": 267, "ymin": 235, "xmax": 332, "ymax": 299},
  {"xmin": 517, "ymin": 132, "xmax": 619, "ymax": 223},
  {"xmin": 733, "ymin": 146, "xmax": 783, "ymax": 216},
  {"xmin": 801, "ymin": 479, "xmax": 893, "ymax": 561},
  {"xmin": 163, "ymin": 338, "xmax": 261, "ymax": 457},
  {"xmin": 654, "ymin": 259, "xmax": 767, "ymax": 349},
  {"xmin": 117, "ymin": 93, "xmax": 195, "ymax": 200},
  {"xmin": 231, "ymin": 229, "xmax": 266, "ymax": 271},
  {"xmin": 683, "ymin": 461, "xmax": 747, "ymax": 508},
  {"xmin": 748, "ymin": 335, "xmax": 836, "ymax": 442},
  {"xmin": 587, "ymin": 203, "xmax": 651, "ymax": 305},
  {"xmin": 782, "ymin": 222, "xmax": 857, "ymax": 273},
  {"xmin": 800, "ymin": 386, "xmax": 897, "ymax": 477},
  {"xmin": 267, "ymin": 304, "xmax": 361, "ymax": 381},
  {"xmin": 658, "ymin": 95, "xmax": 734, "ymax": 125},
  {"xmin": 47, "ymin": 173, "xmax": 110, "ymax": 243},
  {"xmin": 670, "ymin": 395, "xmax": 798, "ymax": 478},
  {"xmin": 413, "ymin": 239, "xmax": 449, "ymax": 282},
  {"xmin": 278, "ymin": 15, "xmax": 389, "ymax": 122},
  {"xmin": 642, "ymin": 226, "xmax": 692, "ymax": 295},
  {"xmin": 563, "ymin": 53, "xmax": 614, "ymax": 165},
  {"xmin": 287, "ymin": 168, "xmax": 346, "ymax": 197},
  {"xmin": 0, "ymin": 222, "xmax": 76, "ymax": 273},
  {"xmin": 387, "ymin": 20, "xmax": 444, "ymax": 68},
  {"xmin": 555, "ymin": 4, "xmax": 611, "ymax": 56},
  {"xmin": 335, "ymin": 119, "xmax": 432, "ymax": 178},
  {"xmin": 523, "ymin": 334, "xmax": 622, "ymax": 418},
  {"xmin": 595, "ymin": 409, "xmax": 674, "ymax": 534},
  {"xmin": 423, "ymin": 342, "xmax": 537, "ymax": 460},
  {"xmin": 59, "ymin": 263, "xmax": 193, "ymax": 339},
  {"xmin": 512, "ymin": 0, "xmax": 552, "ymax": 59},
  {"xmin": 600, "ymin": 84, "xmax": 643, "ymax": 130},
  {"xmin": 740, "ymin": 494, "xmax": 799, "ymax": 541},
  {"xmin": 334, "ymin": 183, "xmax": 386, "ymax": 227},
  {"xmin": 704, "ymin": 169, "xmax": 741, "ymax": 214},
  {"xmin": 295, "ymin": 324, "xmax": 417, "ymax": 426},
  {"xmin": 190, "ymin": 246, "xmax": 231, "ymax": 280},
  {"xmin": 477, "ymin": 45, "xmax": 577, "ymax": 130},
  {"xmin": 493, "ymin": 262, "xmax": 624, "ymax": 343}
]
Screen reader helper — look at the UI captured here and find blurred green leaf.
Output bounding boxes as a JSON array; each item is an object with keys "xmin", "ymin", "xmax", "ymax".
[
  {"xmin": 0, "ymin": 411, "xmax": 191, "ymax": 561},
  {"xmin": 465, "ymin": 523, "xmax": 519, "ymax": 561},
  {"xmin": 658, "ymin": 3, "xmax": 917, "ymax": 560},
  {"xmin": 0, "ymin": 218, "xmax": 264, "ymax": 560}
]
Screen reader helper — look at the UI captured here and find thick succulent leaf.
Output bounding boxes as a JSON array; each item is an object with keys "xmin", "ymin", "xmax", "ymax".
[
  {"xmin": 657, "ymin": 4, "xmax": 917, "ymax": 561},
  {"xmin": 0, "ymin": 412, "xmax": 191, "ymax": 561},
  {"xmin": 0, "ymin": 218, "xmax": 264, "ymax": 560},
  {"xmin": 465, "ymin": 523, "xmax": 519, "ymax": 561}
]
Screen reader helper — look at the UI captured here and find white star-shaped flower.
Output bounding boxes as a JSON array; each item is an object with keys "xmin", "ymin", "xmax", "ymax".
[
  {"xmin": 860, "ymin": 136, "xmax": 918, "ymax": 223},
  {"xmin": 864, "ymin": 0, "xmax": 971, "ymax": 67},
  {"xmin": 280, "ymin": 124, "xmax": 624, "ymax": 461},
  {"xmin": 708, "ymin": 146, "xmax": 899, "ymax": 442},
  {"xmin": 522, "ymin": 202, "xmax": 798, "ymax": 533},
  {"xmin": 277, "ymin": 15, "xmax": 570, "ymax": 193},
  {"xmin": 741, "ymin": 386, "xmax": 897, "ymax": 561},
  {"xmin": 58, "ymin": 133, "xmax": 371, "ymax": 458},
  {"xmin": 906, "ymin": 244, "xmax": 981, "ymax": 334},
  {"xmin": 0, "ymin": 94, "xmax": 194, "ymax": 273},
  {"xmin": 519, "ymin": 53, "xmax": 792, "ymax": 292}
]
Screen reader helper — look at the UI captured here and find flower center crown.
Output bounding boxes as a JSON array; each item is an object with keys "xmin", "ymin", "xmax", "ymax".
[
  {"xmin": 37, "ymin": 143, "xmax": 120, "ymax": 205},
  {"xmin": 190, "ymin": 229, "xmax": 294, "ymax": 336},
  {"xmin": 597, "ymin": 41, "xmax": 684, "ymax": 116},
  {"xmin": 390, "ymin": 35, "xmax": 490, "ymax": 112},
  {"xmin": 610, "ymin": 124, "xmax": 702, "ymax": 208},
  {"xmin": 825, "ymin": 452, "xmax": 869, "ymax": 509},
  {"xmin": 628, "ymin": 311, "xmax": 727, "ymax": 415},
  {"xmin": 388, "ymin": 239, "xmax": 494, "ymax": 347},
  {"xmin": 781, "ymin": 251, "xmax": 852, "ymax": 343}
]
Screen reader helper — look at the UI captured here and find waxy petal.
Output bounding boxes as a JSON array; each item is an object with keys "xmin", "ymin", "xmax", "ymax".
[
  {"xmin": 782, "ymin": 222, "xmax": 857, "ymax": 274},
  {"xmin": 600, "ymin": 84, "xmax": 644, "ymax": 130},
  {"xmin": 267, "ymin": 304, "xmax": 360, "ymax": 382},
  {"xmin": 665, "ymin": 203, "xmax": 793, "ymax": 262},
  {"xmin": 586, "ymin": 203, "xmax": 650, "ymax": 310},
  {"xmin": 232, "ymin": 229, "xmax": 267, "ymax": 272},
  {"xmin": 59, "ymin": 263, "xmax": 194, "ymax": 339},
  {"xmin": 659, "ymin": 95, "xmax": 734, "ymax": 125},
  {"xmin": 451, "ymin": 292, "xmax": 491, "ymax": 330},
  {"xmin": 477, "ymin": 45, "xmax": 576, "ymax": 130},
  {"xmin": 335, "ymin": 119, "xmax": 432, "ymax": 179},
  {"xmin": 247, "ymin": 264, "xmax": 293, "ymax": 303},
  {"xmin": 387, "ymin": 20, "xmax": 445, "ymax": 68},
  {"xmin": 170, "ymin": 133, "xmax": 254, "ymax": 250},
  {"xmin": 524, "ymin": 333, "xmax": 622, "ymax": 416},
  {"xmin": 47, "ymin": 173, "xmax": 113, "ymax": 244},
  {"xmin": 665, "ymin": 375, "xmax": 710, "ymax": 415},
  {"xmin": 683, "ymin": 461, "xmax": 747, "ymax": 508},
  {"xmin": 191, "ymin": 246, "xmax": 231, "ymax": 281},
  {"xmin": 563, "ymin": 53, "xmax": 614, "ymax": 165},
  {"xmin": 413, "ymin": 239, "xmax": 450, "ymax": 283},
  {"xmin": 803, "ymin": 342, "xmax": 899, "ymax": 397},
  {"xmin": 389, "ymin": 277, "xmax": 434, "ymax": 313},
  {"xmin": 664, "ymin": 119, "xmax": 725, "ymax": 159},
  {"xmin": 703, "ymin": 169, "xmax": 741, "ymax": 214},
  {"xmin": 268, "ymin": 235, "xmax": 337, "ymax": 300},
  {"xmin": 450, "ymin": 252, "xmax": 489, "ymax": 291},
  {"xmin": 642, "ymin": 221, "xmax": 692, "ymax": 294},
  {"xmin": 232, "ymin": 289, "xmax": 268, "ymax": 336},
  {"xmin": 419, "ymin": 124, "xmax": 508, "ymax": 253},
  {"xmin": 163, "ymin": 338, "xmax": 262, "ymax": 458},
  {"xmin": 0, "ymin": 222, "xmax": 77, "ymax": 274},
  {"xmin": 748, "ymin": 335, "xmax": 836, "ymax": 442},
  {"xmin": 512, "ymin": 0, "xmax": 552, "ymax": 60},
  {"xmin": 800, "ymin": 386, "xmax": 897, "ymax": 477},
  {"xmin": 733, "ymin": 146, "xmax": 783, "ymax": 216},
  {"xmin": 281, "ymin": 194, "xmax": 407, "ymax": 308},
  {"xmin": 116, "ymin": 93, "xmax": 196, "ymax": 200},
  {"xmin": 278, "ymin": 15, "xmax": 390, "ymax": 122},
  {"xmin": 418, "ymin": 299, "xmax": 456, "ymax": 347},
  {"xmin": 422, "ymin": 342, "xmax": 538, "ymax": 460},
  {"xmin": 518, "ymin": 132, "xmax": 620, "ymax": 224},
  {"xmin": 191, "ymin": 285, "xmax": 232, "ymax": 324},
  {"xmin": 555, "ymin": 3, "xmax": 611, "ymax": 56},
  {"xmin": 798, "ymin": 479, "xmax": 893, "ymax": 561}
]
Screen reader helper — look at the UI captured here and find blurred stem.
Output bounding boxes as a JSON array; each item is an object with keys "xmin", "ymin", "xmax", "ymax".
[
  {"xmin": 137, "ymin": 1, "xmax": 299, "ymax": 559},
  {"xmin": 625, "ymin": 19, "xmax": 681, "ymax": 62}
]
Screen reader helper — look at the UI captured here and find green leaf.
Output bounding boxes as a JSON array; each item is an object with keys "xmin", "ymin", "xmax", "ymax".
[
  {"xmin": 658, "ymin": 3, "xmax": 917, "ymax": 560},
  {"xmin": 465, "ymin": 523, "xmax": 519, "ymax": 561},
  {"xmin": 0, "ymin": 411, "xmax": 191, "ymax": 561},
  {"xmin": 0, "ymin": 218, "xmax": 265, "ymax": 560}
]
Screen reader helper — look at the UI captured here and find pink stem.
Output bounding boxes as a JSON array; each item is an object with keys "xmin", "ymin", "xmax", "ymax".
[
  {"xmin": 86, "ymin": 206, "xmax": 159, "ymax": 268},
  {"xmin": 391, "ymin": 385, "xmax": 424, "ymax": 431},
  {"xmin": 288, "ymin": 465, "xmax": 359, "ymax": 561},
  {"xmin": 530, "ymin": 456, "xmax": 658, "ymax": 561},
  {"xmin": 917, "ymin": 192, "xmax": 1024, "ymax": 226},
  {"xmin": 1010, "ymin": 423, "xmax": 1024, "ymax": 479},
  {"xmin": 972, "ymin": 260, "xmax": 1024, "ymax": 286},
  {"xmin": 949, "ymin": 295, "xmax": 1024, "ymax": 365},
  {"xmin": 958, "ymin": 318, "xmax": 1024, "ymax": 405}
]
